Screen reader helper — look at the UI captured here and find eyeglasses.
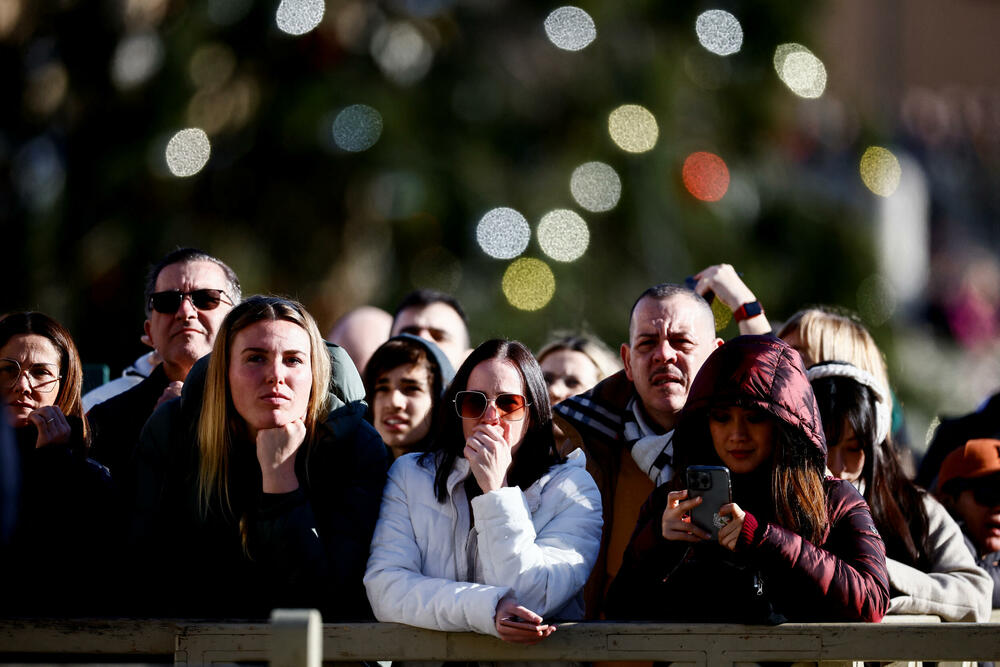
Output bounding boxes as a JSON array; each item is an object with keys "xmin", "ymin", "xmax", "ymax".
[
  {"xmin": 453, "ymin": 391, "xmax": 530, "ymax": 421},
  {"xmin": 148, "ymin": 289, "xmax": 231, "ymax": 314},
  {"xmin": 0, "ymin": 359, "xmax": 62, "ymax": 393}
]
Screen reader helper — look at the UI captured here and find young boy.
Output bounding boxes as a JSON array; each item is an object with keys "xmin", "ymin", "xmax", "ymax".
[{"xmin": 936, "ymin": 439, "xmax": 1000, "ymax": 609}]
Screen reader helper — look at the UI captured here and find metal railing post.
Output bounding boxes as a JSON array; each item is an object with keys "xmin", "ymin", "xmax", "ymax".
[{"xmin": 270, "ymin": 608, "xmax": 322, "ymax": 667}]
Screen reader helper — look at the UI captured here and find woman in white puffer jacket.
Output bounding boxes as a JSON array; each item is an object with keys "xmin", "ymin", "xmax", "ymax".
[{"xmin": 365, "ymin": 339, "xmax": 602, "ymax": 644}]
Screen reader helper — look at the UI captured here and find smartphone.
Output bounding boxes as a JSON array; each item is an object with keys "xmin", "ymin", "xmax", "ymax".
[{"xmin": 686, "ymin": 465, "xmax": 732, "ymax": 539}]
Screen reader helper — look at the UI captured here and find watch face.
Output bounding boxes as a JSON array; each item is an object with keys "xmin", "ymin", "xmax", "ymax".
[{"xmin": 744, "ymin": 301, "xmax": 762, "ymax": 317}]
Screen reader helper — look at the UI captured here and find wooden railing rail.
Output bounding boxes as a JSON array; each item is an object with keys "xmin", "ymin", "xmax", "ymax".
[{"xmin": 1, "ymin": 614, "xmax": 999, "ymax": 665}]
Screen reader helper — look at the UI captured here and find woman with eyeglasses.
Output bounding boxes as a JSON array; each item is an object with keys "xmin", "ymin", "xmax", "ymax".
[
  {"xmin": 0, "ymin": 312, "xmax": 115, "ymax": 615},
  {"xmin": 129, "ymin": 296, "xmax": 387, "ymax": 618},
  {"xmin": 364, "ymin": 339, "xmax": 602, "ymax": 645}
]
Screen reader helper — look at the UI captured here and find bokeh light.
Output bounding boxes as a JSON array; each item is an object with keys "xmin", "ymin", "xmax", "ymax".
[
  {"xmin": 537, "ymin": 209, "xmax": 589, "ymax": 262},
  {"xmin": 332, "ymin": 104, "xmax": 383, "ymax": 152},
  {"xmin": 164, "ymin": 128, "xmax": 211, "ymax": 177},
  {"xmin": 543, "ymin": 6, "xmax": 596, "ymax": 52},
  {"xmin": 24, "ymin": 63, "xmax": 68, "ymax": 116},
  {"xmin": 502, "ymin": 258, "xmax": 556, "ymax": 311},
  {"xmin": 695, "ymin": 10, "xmax": 742, "ymax": 56},
  {"xmin": 13, "ymin": 136, "xmax": 64, "ymax": 211},
  {"xmin": 608, "ymin": 104, "xmax": 658, "ymax": 154},
  {"xmin": 189, "ymin": 43, "xmax": 236, "ymax": 92},
  {"xmin": 924, "ymin": 417, "xmax": 940, "ymax": 449},
  {"xmin": 570, "ymin": 161, "xmax": 621, "ymax": 212},
  {"xmin": 774, "ymin": 43, "xmax": 827, "ymax": 99},
  {"xmin": 711, "ymin": 298, "xmax": 732, "ymax": 331},
  {"xmin": 682, "ymin": 151, "xmax": 730, "ymax": 202},
  {"xmin": 857, "ymin": 274, "xmax": 896, "ymax": 326},
  {"xmin": 371, "ymin": 21, "xmax": 434, "ymax": 86},
  {"xmin": 0, "ymin": 0, "xmax": 23, "ymax": 40},
  {"xmin": 111, "ymin": 33, "xmax": 164, "ymax": 90},
  {"xmin": 477, "ymin": 207, "xmax": 531, "ymax": 259},
  {"xmin": 859, "ymin": 146, "xmax": 902, "ymax": 197},
  {"xmin": 276, "ymin": 0, "xmax": 324, "ymax": 36}
]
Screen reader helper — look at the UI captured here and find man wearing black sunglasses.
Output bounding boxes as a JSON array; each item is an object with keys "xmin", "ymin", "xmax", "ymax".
[
  {"xmin": 88, "ymin": 248, "xmax": 240, "ymax": 479},
  {"xmin": 936, "ymin": 438, "xmax": 1000, "ymax": 608}
]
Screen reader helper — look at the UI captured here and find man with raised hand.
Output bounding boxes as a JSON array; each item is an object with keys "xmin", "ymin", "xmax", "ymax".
[
  {"xmin": 88, "ymin": 248, "xmax": 240, "ymax": 478},
  {"xmin": 554, "ymin": 265, "xmax": 769, "ymax": 617}
]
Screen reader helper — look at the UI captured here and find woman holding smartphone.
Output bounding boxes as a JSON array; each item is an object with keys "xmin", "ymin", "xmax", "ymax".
[
  {"xmin": 606, "ymin": 335, "xmax": 889, "ymax": 623},
  {"xmin": 364, "ymin": 339, "xmax": 602, "ymax": 644}
]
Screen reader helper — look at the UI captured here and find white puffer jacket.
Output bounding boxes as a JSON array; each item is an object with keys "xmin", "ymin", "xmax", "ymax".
[{"xmin": 364, "ymin": 448, "xmax": 602, "ymax": 637}]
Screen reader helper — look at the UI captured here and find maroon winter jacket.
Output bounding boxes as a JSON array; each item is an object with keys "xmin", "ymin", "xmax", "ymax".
[{"xmin": 605, "ymin": 335, "xmax": 889, "ymax": 623}]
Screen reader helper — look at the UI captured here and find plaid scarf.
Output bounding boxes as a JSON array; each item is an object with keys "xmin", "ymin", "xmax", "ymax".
[{"xmin": 622, "ymin": 396, "xmax": 675, "ymax": 485}]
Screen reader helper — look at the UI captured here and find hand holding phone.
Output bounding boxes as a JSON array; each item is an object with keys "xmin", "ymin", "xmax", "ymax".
[
  {"xmin": 495, "ymin": 598, "xmax": 556, "ymax": 645},
  {"xmin": 686, "ymin": 465, "xmax": 732, "ymax": 540}
]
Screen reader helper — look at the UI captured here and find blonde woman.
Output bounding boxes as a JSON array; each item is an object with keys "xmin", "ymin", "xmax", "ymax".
[
  {"xmin": 130, "ymin": 296, "xmax": 387, "ymax": 618},
  {"xmin": 536, "ymin": 332, "xmax": 621, "ymax": 406}
]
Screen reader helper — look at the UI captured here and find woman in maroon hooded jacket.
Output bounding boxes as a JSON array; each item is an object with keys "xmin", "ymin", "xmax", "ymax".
[{"xmin": 606, "ymin": 335, "xmax": 889, "ymax": 623}]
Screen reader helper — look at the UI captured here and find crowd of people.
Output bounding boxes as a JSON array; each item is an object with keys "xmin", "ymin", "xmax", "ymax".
[{"xmin": 1, "ymin": 247, "xmax": 997, "ymax": 641}]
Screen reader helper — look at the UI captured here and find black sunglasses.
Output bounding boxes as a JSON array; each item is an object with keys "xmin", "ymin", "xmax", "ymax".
[
  {"xmin": 148, "ymin": 289, "xmax": 231, "ymax": 314},
  {"xmin": 453, "ymin": 390, "xmax": 530, "ymax": 421}
]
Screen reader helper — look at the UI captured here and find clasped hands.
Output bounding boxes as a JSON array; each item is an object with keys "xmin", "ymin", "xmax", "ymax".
[
  {"xmin": 494, "ymin": 596, "xmax": 555, "ymax": 645},
  {"xmin": 661, "ymin": 489, "xmax": 747, "ymax": 551}
]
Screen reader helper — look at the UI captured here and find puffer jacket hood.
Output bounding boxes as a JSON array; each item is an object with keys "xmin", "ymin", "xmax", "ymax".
[{"xmin": 676, "ymin": 334, "xmax": 826, "ymax": 463}]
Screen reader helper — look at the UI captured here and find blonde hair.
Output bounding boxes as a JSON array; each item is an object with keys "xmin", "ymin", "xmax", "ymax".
[
  {"xmin": 778, "ymin": 307, "xmax": 892, "ymax": 412},
  {"xmin": 197, "ymin": 296, "xmax": 332, "ymax": 519},
  {"xmin": 536, "ymin": 331, "xmax": 622, "ymax": 381}
]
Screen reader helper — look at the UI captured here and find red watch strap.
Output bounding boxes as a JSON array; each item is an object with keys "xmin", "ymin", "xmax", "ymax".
[{"xmin": 734, "ymin": 301, "xmax": 763, "ymax": 322}]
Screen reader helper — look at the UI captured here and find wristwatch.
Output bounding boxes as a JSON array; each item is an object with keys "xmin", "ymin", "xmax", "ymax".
[{"xmin": 733, "ymin": 301, "xmax": 764, "ymax": 322}]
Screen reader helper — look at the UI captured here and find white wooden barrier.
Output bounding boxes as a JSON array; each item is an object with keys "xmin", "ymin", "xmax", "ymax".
[{"xmin": 1, "ymin": 614, "xmax": 999, "ymax": 665}]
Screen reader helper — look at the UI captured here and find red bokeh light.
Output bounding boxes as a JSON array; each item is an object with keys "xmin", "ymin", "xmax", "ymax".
[{"xmin": 682, "ymin": 151, "xmax": 730, "ymax": 202}]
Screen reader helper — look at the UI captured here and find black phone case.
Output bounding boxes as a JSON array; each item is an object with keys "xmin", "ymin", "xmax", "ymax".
[{"xmin": 686, "ymin": 465, "xmax": 732, "ymax": 539}]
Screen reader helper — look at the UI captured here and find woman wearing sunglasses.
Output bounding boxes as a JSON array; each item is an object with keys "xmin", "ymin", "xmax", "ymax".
[
  {"xmin": 129, "ymin": 296, "xmax": 387, "ymax": 618},
  {"xmin": 365, "ymin": 339, "xmax": 602, "ymax": 645},
  {"xmin": 0, "ymin": 312, "xmax": 115, "ymax": 614}
]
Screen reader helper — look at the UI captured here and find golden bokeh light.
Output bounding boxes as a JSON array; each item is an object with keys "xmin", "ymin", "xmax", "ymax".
[
  {"xmin": 502, "ymin": 258, "xmax": 556, "ymax": 311},
  {"xmin": 711, "ymin": 298, "xmax": 732, "ymax": 332},
  {"xmin": 0, "ymin": 0, "xmax": 24, "ymax": 40},
  {"xmin": 608, "ymin": 104, "xmax": 658, "ymax": 154},
  {"xmin": 859, "ymin": 146, "xmax": 902, "ymax": 197},
  {"xmin": 774, "ymin": 43, "xmax": 827, "ymax": 99},
  {"xmin": 537, "ymin": 209, "xmax": 589, "ymax": 262}
]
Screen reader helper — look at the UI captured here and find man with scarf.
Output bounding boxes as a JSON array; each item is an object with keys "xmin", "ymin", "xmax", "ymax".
[{"xmin": 553, "ymin": 264, "xmax": 769, "ymax": 618}]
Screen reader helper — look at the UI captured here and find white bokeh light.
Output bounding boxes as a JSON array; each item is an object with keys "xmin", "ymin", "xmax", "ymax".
[
  {"xmin": 165, "ymin": 128, "xmax": 211, "ymax": 177},
  {"xmin": 276, "ymin": 0, "xmax": 324, "ymax": 36},
  {"xmin": 371, "ymin": 21, "xmax": 433, "ymax": 86},
  {"xmin": 608, "ymin": 104, "xmax": 658, "ymax": 153},
  {"xmin": 774, "ymin": 43, "xmax": 827, "ymax": 99},
  {"xmin": 111, "ymin": 32, "xmax": 164, "ymax": 90},
  {"xmin": 695, "ymin": 10, "xmax": 742, "ymax": 56},
  {"xmin": 476, "ymin": 207, "xmax": 531, "ymax": 259},
  {"xmin": 537, "ymin": 209, "xmax": 589, "ymax": 262},
  {"xmin": 544, "ymin": 6, "xmax": 596, "ymax": 51},
  {"xmin": 570, "ymin": 161, "xmax": 620, "ymax": 212},
  {"xmin": 332, "ymin": 104, "xmax": 383, "ymax": 152}
]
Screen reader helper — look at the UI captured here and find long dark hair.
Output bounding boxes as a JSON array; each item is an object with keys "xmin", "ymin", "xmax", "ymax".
[
  {"xmin": 672, "ymin": 401, "xmax": 829, "ymax": 544},
  {"xmin": 0, "ymin": 311, "xmax": 89, "ymax": 450},
  {"xmin": 424, "ymin": 339, "xmax": 561, "ymax": 502},
  {"xmin": 812, "ymin": 376, "xmax": 931, "ymax": 569}
]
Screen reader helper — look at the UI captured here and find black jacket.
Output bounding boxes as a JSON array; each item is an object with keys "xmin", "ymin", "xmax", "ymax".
[
  {"xmin": 128, "ymin": 347, "xmax": 388, "ymax": 619},
  {"xmin": 87, "ymin": 362, "xmax": 171, "ymax": 479}
]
